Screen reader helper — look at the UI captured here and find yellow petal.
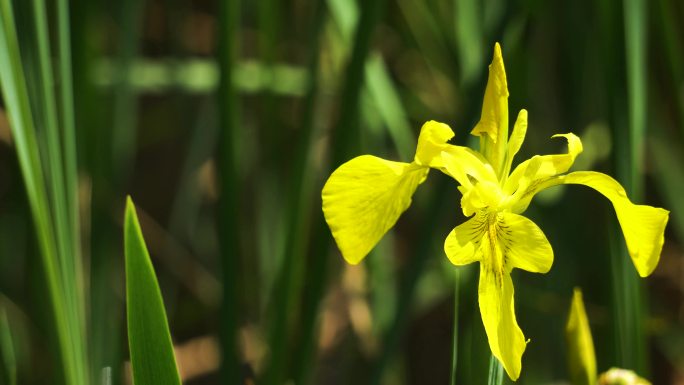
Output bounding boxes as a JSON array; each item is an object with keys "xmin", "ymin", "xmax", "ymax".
[
  {"xmin": 471, "ymin": 43, "xmax": 509, "ymax": 143},
  {"xmin": 502, "ymin": 109, "xmax": 528, "ymax": 180},
  {"xmin": 498, "ymin": 212, "xmax": 553, "ymax": 273},
  {"xmin": 478, "ymin": 228, "xmax": 526, "ymax": 380},
  {"xmin": 561, "ymin": 171, "xmax": 669, "ymax": 277},
  {"xmin": 414, "ymin": 120, "xmax": 455, "ymax": 168},
  {"xmin": 471, "ymin": 43, "xmax": 509, "ymax": 176},
  {"xmin": 440, "ymin": 147, "xmax": 501, "ymax": 216},
  {"xmin": 504, "ymin": 133, "xmax": 584, "ymax": 211},
  {"xmin": 598, "ymin": 368, "xmax": 651, "ymax": 385},
  {"xmin": 444, "ymin": 211, "xmax": 486, "ymax": 265},
  {"xmin": 506, "ymin": 133, "xmax": 583, "ymax": 193},
  {"xmin": 566, "ymin": 288, "xmax": 597, "ymax": 385},
  {"xmin": 322, "ymin": 155, "xmax": 428, "ymax": 264},
  {"xmin": 440, "ymin": 146, "xmax": 498, "ymax": 188}
]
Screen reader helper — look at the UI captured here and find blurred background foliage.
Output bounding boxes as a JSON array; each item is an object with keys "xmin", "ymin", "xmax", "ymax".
[{"xmin": 0, "ymin": 0, "xmax": 682, "ymax": 384}]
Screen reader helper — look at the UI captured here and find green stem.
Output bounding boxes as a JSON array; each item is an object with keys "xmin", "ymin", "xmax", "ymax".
[
  {"xmin": 487, "ymin": 355, "xmax": 504, "ymax": 385},
  {"xmin": 450, "ymin": 268, "xmax": 460, "ymax": 385},
  {"xmin": 217, "ymin": 0, "xmax": 241, "ymax": 383}
]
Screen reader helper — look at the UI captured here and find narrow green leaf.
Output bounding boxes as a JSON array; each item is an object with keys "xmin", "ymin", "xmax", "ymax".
[
  {"xmin": 124, "ymin": 197, "xmax": 181, "ymax": 385},
  {"xmin": 0, "ymin": 309, "xmax": 16, "ymax": 385},
  {"xmin": 0, "ymin": 1, "xmax": 82, "ymax": 384},
  {"xmin": 450, "ymin": 268, "xmax": 460, "ymax": 385},
  {"xmin": 487, "ymin": 354, "xmax": 504, "ymax": 385}
]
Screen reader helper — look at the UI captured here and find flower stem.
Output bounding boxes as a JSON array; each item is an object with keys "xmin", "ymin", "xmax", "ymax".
[
  {"xmin": 450, "ymin": 268, "xmax": 460, "ymax": 385},
  {"xmin": 487, "ymin": 355, "xmax": 504, "ymax": 385}
]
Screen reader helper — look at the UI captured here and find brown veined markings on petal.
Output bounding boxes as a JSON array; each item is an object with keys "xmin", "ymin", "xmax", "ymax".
[
  {"xmin": 467, "ymin": 211, "xmax": 489, "ymax": 238},
  {"xmin": 483, "ymin": 212, "xmax": 506, "ymax": 288}
]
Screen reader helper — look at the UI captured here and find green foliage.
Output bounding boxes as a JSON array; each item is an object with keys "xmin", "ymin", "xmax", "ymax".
[{"xmin": 124, "ymin": 198, "xmax": 181, "ymax": 385}]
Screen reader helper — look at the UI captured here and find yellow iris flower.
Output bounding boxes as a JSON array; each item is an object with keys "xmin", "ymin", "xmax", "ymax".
[{"xmin": 321, "ymin": 43, "xmax": 669, "ymax": 380}]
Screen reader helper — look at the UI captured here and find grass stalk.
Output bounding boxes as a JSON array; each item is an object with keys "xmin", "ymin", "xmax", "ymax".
[
  {"xmin": 450, "ymin": 268, "xmax": 460, "ymax": 385},
  {"xmin": 217, "ymin": 0, "xmax": 241, "ymax": 383},
  {"xmin": 266, "ymin": 1, "xmax": 327, "ymax": 384},
  {"xmin": 487, "ymin": 355, "xmax": 504, "ymax": 385},
  {"xmin": 56, "ymin": 0, "xmax": 83, "ymax": 315},
  {"xmin": 0, "ymin": 309, "xmax": 16, "ymax": 385},
  {"xmin": 0, "ymin": 1, "xmax": 82, "ymax": 383},
  {"xmin": 290, "ymin": 1, "xmax": 386, "ymax": 383},
  {"xmin": 615, "ymin": 0, "xmax": 647, "ymax": 374}
]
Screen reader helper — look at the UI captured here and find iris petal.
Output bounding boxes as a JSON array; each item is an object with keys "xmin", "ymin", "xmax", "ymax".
[
  {"xmin": 322, "ymin": 155, "xmax": 428, "ymax": 264},
  {"xmin": 414, "ymin": 120, "xmax": 455, "ymax": 168},
  {"xmin": 505, "ymin": 133, "xmax": 583, "ymax": 200},
  {"xmin": 471, "ymin": 43, "xmax": 510, "ymax": 177},
  {"xmin": 444, "ymin": 211, "xmax": 486, "ymax": 265},
  {"xmin": 478, "ymin": 225, "xmax": 526, "ymax": 380},
  {"xmin": 505, "ymin": 170, "xmax": 668, "ymax": 277},
  {"xmin": 561, "ymin": 171, "xmax": 669, "ymax": 277},
  {"xmin": 498, "ymin": 212, "xmax": 554, "ymax": 274},
  {"xmin": 501, "ymin": 109, "xmax": 528, "ymax": 180}
]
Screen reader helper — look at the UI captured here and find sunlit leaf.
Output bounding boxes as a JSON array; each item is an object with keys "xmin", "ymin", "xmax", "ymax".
[{"xmin": 124, "ymin": 197, "xmax": 181, "ymax": 385}]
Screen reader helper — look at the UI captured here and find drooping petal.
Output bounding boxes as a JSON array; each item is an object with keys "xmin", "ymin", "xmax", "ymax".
[
  {"xmin": 478, "ymin": 227, "xmax": 526, "ymax": 380},
  {"xmin": 497, "ymin": 212, "xmax": 554, "ymax": 273},
  {"xmin": 505, "ymin": 171, "xmax": 669, "ymax": 277},
  {"xmin": 471, "ymin": 43, "xmax": 510, "ymax": 177},
  {"xmin": 444, "ymin": 211, "xmax": 487, "ymax": 265},
  {"xmin": 501, "ymin": 109, "xmax": 528, "ymax": 180},
  {"xmin": 414, "ymin": 120, "xmax": 455, "ymax": 168},
  {"xmin": 561, "ymin": 172, "xmax": 669, "ymax": 277},
  {"xmin": 566, "ymin": 288, "xmax": 597, "ymax": 385},
  {"xmin": 322, "ymin": 155, "xmax": 428, "ymax": 264}
]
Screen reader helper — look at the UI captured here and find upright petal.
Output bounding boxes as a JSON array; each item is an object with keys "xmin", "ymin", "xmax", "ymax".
[
  {"xmin": 497, "ymin": 212, "xmax": 554, "ymax": 274},
  {"xmin": 322, "ymin": 155, "xmax": 428, "ymax": 264},
  {"xmin": 478, "ymin": 230, "xmax": 526, "ymax": 380},
  {"xmin": 505, "ymin": 133, "xmax": 583, "ymax": 197},
  {"xmin": 561, "ymin": 171, "xmax": 669, "ymax": 277},
  {"xmin": 444, "ymin": 211, "xmax": 487, "ymax": 266},
  {"xmin": 440, "ymin": 146, "xmax": 499, "ymax": 188},
  {"xmin": 501, "ymin": 109, "xmax": 528, "ymax": 181},
  {"xmin": 471, "ymin": 43, "xmax": 510, "ymax": 177},
  {"xmin": 414, "ymin": 120, "xmax": 455, "ymax": 168}
]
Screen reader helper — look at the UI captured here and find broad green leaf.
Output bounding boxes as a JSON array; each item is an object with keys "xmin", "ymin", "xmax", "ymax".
[{"xmin": 125, "ymin": 197, "xmax": 181, "ymax": 385}]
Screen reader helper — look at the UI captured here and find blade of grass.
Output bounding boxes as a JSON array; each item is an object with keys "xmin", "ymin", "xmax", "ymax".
[
  {"xmin": 0, "ymin": 1, "xmax": 83, "ymax": 384},
  {"xmin": 265, "ymin": 1, "xmax": 327, "ymax": 384},
  {"xmin": 56, "ymin": 0, "xmax": 82, "ymax": 313},
  {"xmin": 450, "ymin": 268, "xmax": 461, "ymax": 385},
  {"xmin": 330, "ymin": 0, "xmax": 387, "ymax": 166},
  {"xmin": 112, "ymin": 0, "xmax": 144, "ymax": 184},
  {"xmin": 124, "ymin": 197, "xmax": 182, "ymax": 385},
  {"xmin": 216, "ymin": 0, "xmax": 242, "ymax": 383},
  {"xmin": 615, "ymin": 0, "xmax": 647, "ymax": 374},
  {"xmin": 31, "ymin": 0, "xmax": 88, "ymax": 381},
  {"xmin": 290, "ymin": 1, "xmax": 387, "ymax": 383},
  {"xmin": 655, "ymin": 0, "xmax": 684, "ymax": 134},
  {"xmin": 487, "ymin": 355, "xmax": 504, "ymax": 385},
  {"xmin": 454, "ymin": 0, "xmax": 483, "ymax": 85},
  {"xmin": 0, "ymin": 308, "xmax": 16, "ymax": 385}
]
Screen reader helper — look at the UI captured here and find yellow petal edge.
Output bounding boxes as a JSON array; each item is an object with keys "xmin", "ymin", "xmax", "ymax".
[{"xmin": 322, "ymin": 156, "xmax": 427, "ymax": 264}]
